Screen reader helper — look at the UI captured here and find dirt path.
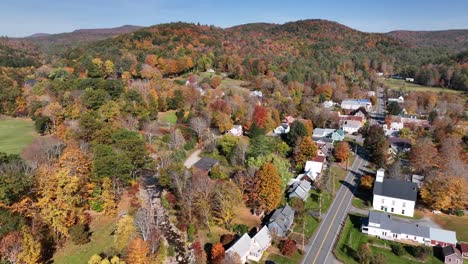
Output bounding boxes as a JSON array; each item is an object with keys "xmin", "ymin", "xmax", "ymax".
[{"xmin": 184, "ymin": 149, "xmax": 201, "ymax": 168}]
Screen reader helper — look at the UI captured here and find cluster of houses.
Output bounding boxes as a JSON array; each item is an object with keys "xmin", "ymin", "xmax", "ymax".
[{"xmin": 362, "ymin": 168, "xmax": 465, "ymax": 263}]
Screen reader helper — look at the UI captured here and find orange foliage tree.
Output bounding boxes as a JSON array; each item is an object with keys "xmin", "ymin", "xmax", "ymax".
[
  {"xmin": 251, "ymin": 162, "xmax": 282, "ymax": 214},
  {"xmin": 334, "ymin": 141, "xmax": 350, "ymax": 162},
  {"xmin": 210, "ymin": 242, "xmax": 225, "ymax": 264},
  {"xmin": 126, "ymin": 238, "xmax": 150, "ymax": 264}
]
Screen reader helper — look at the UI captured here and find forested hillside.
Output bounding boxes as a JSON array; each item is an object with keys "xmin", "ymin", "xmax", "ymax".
[
  {"xmin": 0, "ymin": 38, "xmax": 40, "ymax": 67},
  {"xmin": 388, "ymin": 29, "xmax": 468, "ymax": 51}
]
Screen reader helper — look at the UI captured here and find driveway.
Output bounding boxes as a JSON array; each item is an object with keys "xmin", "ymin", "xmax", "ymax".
[{"xmin": 183, "ymin": 149, "xmax": 201, "ymax": 168}]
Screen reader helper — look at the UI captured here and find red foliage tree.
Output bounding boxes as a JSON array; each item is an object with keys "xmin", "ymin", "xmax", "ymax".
[
  {"xmin": 253, "ymin": 105, "xmax": 268, "ymax": 128},
  {"xmin": 280, "ymin": 239, "xmax": 297, "ymax": 256}
]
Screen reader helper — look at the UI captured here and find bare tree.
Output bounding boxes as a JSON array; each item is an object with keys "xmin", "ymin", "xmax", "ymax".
[
  {"xmin": 190, "ymin": 117, "xmax": 208, "ymax": 140},
  {"xmin": 169, "ymin": 129, "xmax": 186, "ymax": 149},
  {"xmin": 142, "ymin": 121, "xmax": 159, "ymax": 144},
  {"xmin": 231, "ymin": 137, "xmax": 249, "ymax": 165},
  {"xmin": 135, "ymin": 188, "xmax": 161, "ymax": 254},
  {"xmin": 387, "ymin": 158, "xmax": 403, "ymax": 180},
  {"xmin": 21, "ymin": 136, "xmax": 65, "ymax": 168}
]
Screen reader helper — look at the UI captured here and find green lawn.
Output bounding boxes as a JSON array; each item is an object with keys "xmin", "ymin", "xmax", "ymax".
[
  {"xmin": 432, "ymin": 214, "xmax": 468, "ymax": 242},
  {"xmin": 308, "ymin": 189, "xmax": 332, "ymax": 214},
  {"xmin": 0, "ymin": 117, "xmax": 37, "ymax": 154},
  {"xmin": 383, "ymin": 78, "xmax": 463, "ymax": 94},
  {"xmin": 293, "ymin": 214, "xmax": 319, "ymax": 238},
  {"xmin": 266, "ymin": 251, "xmax": 302, "ymax": 264},
  {"xmin": 53, "ymin": 215, "xmax": 116, "ymax": 264},
  {"xmin": 334, "ymin": 214, "xmax": 443, "ymax": 264},
  {"xmin": 158, "ymin": 110, "xmax": 177, "ymax": 124},
  {"xmin": 330, "ymin": 154, "xmax": 356, "ymax": 194}
]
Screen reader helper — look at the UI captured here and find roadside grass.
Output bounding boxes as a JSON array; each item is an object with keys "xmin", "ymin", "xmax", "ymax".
[
  {"xmin": 309, "ymin": 189, "xmax": 332, "ymax": 213},
  {"xmin": 352, "ymin": 197, "xmax": 371, "ymax": 210},
  {"xmin": 266, "ymin": 251, "xmax": 302, "ymax": 264},
  {"xmin": 158, "ymin": 110, "xmax": 177, "ymax": 124},
  {"xmin": 382, "ymin": 78, "xmax": 463, "ymax": 94},
  {"xmin": 0, "ymin": 117, "xmax": 37, "ymax": 154},
  {"xmin": 330, "ymin": 154, "xmax": 356, "ymax": 194},
  {"xmin": 293, "ymin": 214, "xmax": 319, "ymax": 238},
  {"xmin": 334, "ymin": 214, "xmax": 443, "ymax": 264},
  {"xmin": 432, "ymin": 214, "xmax": 468, "ymax": 242}
]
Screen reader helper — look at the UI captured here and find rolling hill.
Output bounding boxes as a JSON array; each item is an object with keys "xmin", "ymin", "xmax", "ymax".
[{"xmin": 387, "ymin": 29, "xmax": 468, "ymax": 51}]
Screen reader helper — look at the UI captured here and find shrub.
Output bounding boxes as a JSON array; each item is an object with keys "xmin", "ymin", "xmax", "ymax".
[
  {"xmin": 220, "ymin": 234, "xmax": 235, "ymax": 245},
  {"xmin": 209, "ymin": 165, "xmax": 228, "ymax": 180},
  {"xmin": 90, "ymin": 199, "xmax": 104, "ymax": 212},
  {"xmin": 69, "ymin": 223, "xmax": 91, "ymax": 245},
  {"xmin": 455, "ymin": 209, "xmax": 464, "ymax": 216},
  {"xmin": 280, "ymin": 239, "xmax": 297, "ymax": 256},
  {"xmin": 409, "ymin": 245, "xmax": 432, "ymax": 259},
  {"xmin": 231, "ymin": 224, "xmax": 249, "ymax": 235},
  {"xmin": 161, "ymin": 194, "xmax": 170, "ymax": 209},
  {"xmin": 187, "ymin": 224, "xmax": 195, "ymax": 242},
  {"xmin": 391, "ymin": 244, "xmax": 405, "ymax": 256}
]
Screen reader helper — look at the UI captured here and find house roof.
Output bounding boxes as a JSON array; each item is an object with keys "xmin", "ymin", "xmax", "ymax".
[
  {"xmin": 373, "ymin": 179, "xmax": 418, "ymax": 201},
  {"xmin": 193, "ymin": 157, "xmax": 219, "ymax": 171},
  {"xmin": 339, "ymin": 115, "xmax": 364, "ymax": 123},
  {"xmin": 343, "ymin": 120, "xmax": 362, "ymax": 128},
  {"xmin": 368, "ymin": 211, "xmax": 430, "ymax": 238},
  {"xmin": 288, "ymin": 180, "xmax": 311, "ymax": 200},
  {"xmin": 442, "ymin": 245, "xmax": 461, "ymax": 257},
  {"xmin": 312, "ymin": 128, "xmax": 336, "ymax": 138},
  {"xmin": 269, "ymin": 204, "xmax": 295, "ymax": 233},
  {"xmin": 460, "ymin": 242, "xmax": 468, "ymax": 253},
  {"xmin": 252, "ymin": 226, "xmax": 271, "ymax": 249},
  {"xmin": 430, "ymin": 228, "xmax": 458, "ymax": 245},
  {"xmin": 387, "ymin": 137, "xmax": 412, "ymax": 146},
  {"xmin": 226, "ymin": 233, "xmax": 251, "ymax": 257}
]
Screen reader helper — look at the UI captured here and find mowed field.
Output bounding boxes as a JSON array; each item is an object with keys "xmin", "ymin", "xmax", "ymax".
[
  {"xmin": 383, "ymin": 78, "xmax": 464, "ymax": 94},
  {"xmin": 0, "ymin": 117, "xmax": 37, "ymax": 154}
]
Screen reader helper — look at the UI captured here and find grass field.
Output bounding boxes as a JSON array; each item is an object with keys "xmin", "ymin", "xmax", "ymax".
[
  {"xmin": 0, "ymin": 117, "xmax": 37, "ymax": 154},
  {"xmin": 53, "ymin": 214, "xmax": 116, "ymax": 264},
  {"xmin": 334, "ymin": 214, "xmax": 443, "ymax": 264},
  {"xmin": 432, "ymin": 214, "xmax": 468, "ymax": 242},
  {"xmin": 383, "ymin": 79, "xmax": 463, "ymax": 94},
  {"xmin": 158, "ymin": 110, "xmax": 177, "ymax": 124}
]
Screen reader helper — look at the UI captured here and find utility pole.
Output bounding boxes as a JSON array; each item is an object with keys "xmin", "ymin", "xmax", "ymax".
[
  {"xmin": 319, "ymin": 192, "xmax": 322, "ymax": 221},
  {"xmin": 302, "ymin": 218, "xmax": 305, "ymax": 251}
]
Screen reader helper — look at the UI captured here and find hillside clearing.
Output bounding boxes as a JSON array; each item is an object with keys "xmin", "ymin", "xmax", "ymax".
[
  {"xmin": 382, "ymin": 79, "xmax": 463, "ymax": 94},
  {"xmin": 0, "ymin": 117, "xmax": 37, "ymax": 154}
]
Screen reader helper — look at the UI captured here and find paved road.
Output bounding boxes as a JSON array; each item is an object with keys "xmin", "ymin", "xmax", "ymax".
[
  {"xmin": 301, "ymin": 152, "xmax": 368, "ymax": 264},
  {"xmin": 370, "ymin": 87, "xmax": 385, "ymax": 125}
]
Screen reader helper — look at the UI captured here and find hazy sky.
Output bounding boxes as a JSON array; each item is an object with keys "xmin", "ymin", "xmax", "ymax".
[{"xmin": 1, "ymin": 0, "xmax": 467, "ymax": 37}]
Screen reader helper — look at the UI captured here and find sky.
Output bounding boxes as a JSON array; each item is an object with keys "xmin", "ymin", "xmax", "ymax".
[{"xmin": 1, "ymin": 0, "xmax": 468, "ymax": 37}]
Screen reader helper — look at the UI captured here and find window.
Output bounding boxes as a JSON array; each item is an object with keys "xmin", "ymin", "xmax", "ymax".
[
  {"xmin": 402, "ymin": 202, "xmax": 406, "ymax": 207},
  {"xmin": 391, "ymin": 208, "xmax": 394, "ymax": 213},
  {"xmin": 381, "ymin": 206, "xmax": 384, "ymax": 211},
  {"xmin": 402, "ymin": 209, "xmax": 405, "ymax": 215},
  {"xmin": 382, "ymin": 198, "xmax": 385, "ymax": 204},
  {"xmin": 392, "ymin": 200, "xmax": 395, "ymax": 206}
]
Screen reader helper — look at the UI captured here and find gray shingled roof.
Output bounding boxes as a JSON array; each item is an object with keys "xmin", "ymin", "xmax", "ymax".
[
  {"xmin": 268, "ymin": 204, "xmax": 295, "ymax": 234},
  {"xmin": 193, "ymin": 157, "xmax": 219, "ymax": 171},
  {"xmin": 368, "ymin": 211, "xmax": 430, "ymax": 238},
  {"xmin": 373, "ymin": 179, "xmax": 418, "ymax": 201}
]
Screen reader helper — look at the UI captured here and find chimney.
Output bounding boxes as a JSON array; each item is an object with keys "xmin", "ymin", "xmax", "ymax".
[{"xmin": 376, "ymin": 168, "xmax": 385, "ymax": 182}]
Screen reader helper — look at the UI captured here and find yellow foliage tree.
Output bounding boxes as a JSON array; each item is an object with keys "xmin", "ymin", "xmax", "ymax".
[
  {"xmin": 104, "ymin": 60, "xmax": 115, "ymax": 78},
  {"xmin": 420, "ymin": 176, "xmax": 467, "ymax": 211},
  {"xmin": 36, "ymin": 167, "xmax": 84, "ymax": 239},
  {"xmin": 114, "ymin": 215, "xmax": 136, "ymax": 252},
  {"xmin": 17, "ymin": 226, "xmax": 42, "ymax": 264},
  {"xmin": 102, "ymin": 177, "xmax": 117, "ymax": 215},
  {"xmin": 294, "ymin": 137, "xmax": 318, "ymax": 169}
]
